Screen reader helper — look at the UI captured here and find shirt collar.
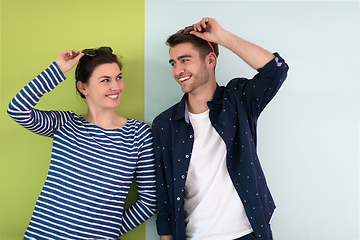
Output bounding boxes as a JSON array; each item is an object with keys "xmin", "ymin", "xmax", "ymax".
[
  {"xmin": 173, "ymin": 93, "xmax": 189, "ymax": 122},
  {"xmin": 210, "ymin": 83, "xmax": 223, "ymax": 105},
  {"xmin": 175, "ymin": 84, "xmax": 223, "ymax": 123}
]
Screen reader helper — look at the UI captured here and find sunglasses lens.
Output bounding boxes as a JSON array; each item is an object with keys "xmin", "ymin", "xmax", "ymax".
[
  {"xmin": 98, "ymin": 47, "xmax": 113, "ymax": 54},
  {"xmin": 176, "ymin": 26, "xmax": 194, "ymax": 34},
  {"xmin": 82, "ymin": 47, "xmax": 112, "ymax": 57},
  {"xmin": 82, "ymin": 49, "xmax": 96, "ymax": 56},
  {"xmin": 183, "ymin": 27, "xmax": 194, "ymax": 33}
]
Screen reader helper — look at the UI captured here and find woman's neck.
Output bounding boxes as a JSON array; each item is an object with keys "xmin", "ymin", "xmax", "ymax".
[{"xmin": 83, "ymin": 109, "xmax": 127, "ymax": 130}]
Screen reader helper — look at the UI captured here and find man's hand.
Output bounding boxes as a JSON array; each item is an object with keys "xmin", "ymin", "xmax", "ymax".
[
  {"xmin": 190, "ymin": 17, "xmax": 274, "ymax": 70},
  {"xmin": 190, "ymin": 17, "xmax": 225, "ymax": 45},
  {"xmin": 160, "ymin": 235, "xmax": 173, "ymax": 240},
  {"xmin": 55, "ymin": 50, "xmax": 84, "ymax": 74}
]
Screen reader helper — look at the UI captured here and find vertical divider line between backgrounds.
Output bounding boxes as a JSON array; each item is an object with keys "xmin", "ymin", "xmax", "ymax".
[{"xmin": 358, "ymin": 121, "xmax": 360, "ymax": 240}]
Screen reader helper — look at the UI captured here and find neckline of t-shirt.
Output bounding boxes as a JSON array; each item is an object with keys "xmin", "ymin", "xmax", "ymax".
[
  {"xmin": 188, "ymin": 109, "xmax": 210, "ymax": 119},
  {"xmin": 79, "ymin": 115, "xmax": 130, "ymax": 131}
]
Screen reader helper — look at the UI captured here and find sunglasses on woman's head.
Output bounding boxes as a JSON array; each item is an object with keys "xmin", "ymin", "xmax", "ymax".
[
  {"xmin": 76, "ymin": 47, "xmax": 113, "ymax": 80},
  {"xmin": 176, "ymin": 26, "xmax": 215, "ymax": 54},
  {"xmin": 82, "ymin": 46, "xmax": 113, "ymax": 57}
]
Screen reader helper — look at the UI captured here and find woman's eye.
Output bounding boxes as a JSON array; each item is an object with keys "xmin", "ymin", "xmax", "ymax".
[{"xmin": 101, "ymin": 79, "xmax": 109, "ymax": 82}]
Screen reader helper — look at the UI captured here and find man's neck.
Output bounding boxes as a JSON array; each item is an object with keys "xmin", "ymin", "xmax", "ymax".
[{"xmin": 187, "ymin": 80, "xmax": 217, "ymax": 114}]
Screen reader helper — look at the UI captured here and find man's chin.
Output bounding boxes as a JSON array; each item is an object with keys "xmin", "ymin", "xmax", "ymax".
[{"xmin": 181, "ymin": 86, "xmax": 190, "ymax": 94}]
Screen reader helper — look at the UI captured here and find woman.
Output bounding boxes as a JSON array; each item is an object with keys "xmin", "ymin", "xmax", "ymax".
[{"xmin": 7, "ymin": 47, "xmax": 156, "ymax": 239}]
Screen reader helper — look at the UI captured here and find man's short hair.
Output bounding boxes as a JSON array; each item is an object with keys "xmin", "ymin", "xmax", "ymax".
[{"xmin": 166, "ymin": 33, "xmax": 219, "ymax": 59}]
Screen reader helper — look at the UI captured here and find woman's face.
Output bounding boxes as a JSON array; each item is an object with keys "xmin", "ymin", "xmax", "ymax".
[{"xmin": 79, "ymin": 62, "xmax": 124, "ymax": 111}]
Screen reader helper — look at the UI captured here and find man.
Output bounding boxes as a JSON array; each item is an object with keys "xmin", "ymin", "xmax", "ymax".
[{"xmin": 152, "ymin": 17, "xmax": 289, "ymax": 240}]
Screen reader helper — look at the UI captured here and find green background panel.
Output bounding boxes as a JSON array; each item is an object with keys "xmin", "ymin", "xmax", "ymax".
[{"xmin": 0, "ymin": 0, "xmax": 146, "ymax": 239}]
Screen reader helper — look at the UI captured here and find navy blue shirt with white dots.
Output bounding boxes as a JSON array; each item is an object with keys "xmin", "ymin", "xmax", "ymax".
[{"xmin": 152, "ymin": 53, "xmax": 289, "ymax": 240}]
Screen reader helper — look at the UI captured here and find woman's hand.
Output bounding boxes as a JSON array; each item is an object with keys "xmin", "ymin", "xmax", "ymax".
[{"xmin": 55, "ymin": 50, "xmax": 84, "ymax": 74}]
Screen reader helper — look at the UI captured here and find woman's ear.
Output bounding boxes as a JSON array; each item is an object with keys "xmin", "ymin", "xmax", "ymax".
[{"xmin": 76, "ymin": 81, "xmax": 88, "ymax": 96}]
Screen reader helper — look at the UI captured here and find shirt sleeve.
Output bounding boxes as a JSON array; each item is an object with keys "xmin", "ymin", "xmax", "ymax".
[
  {"xmin": 7, "ymin": 62, "xmax": 72, "ymax": 137},
  {"xmin": 119, "ymin": 122, "xmax": 157, "ymax": 235},
  {"xmin": 233, "ymin": 52, "xmax": 289, "ymax": 118},
  {"xmin": 152, "ymin": 117, "xmax": 174, "ymax": 236}
]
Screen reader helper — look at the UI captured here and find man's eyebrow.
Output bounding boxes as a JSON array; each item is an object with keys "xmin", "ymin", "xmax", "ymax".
[{"xmin": 169, "ymin": 54, "xmax": 192, "ymax": 64}]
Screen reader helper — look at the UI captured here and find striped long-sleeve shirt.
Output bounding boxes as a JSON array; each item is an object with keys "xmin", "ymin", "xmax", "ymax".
[{"xmin": 7, "ymin": 62, "xmax": 156, "ymax": 239}]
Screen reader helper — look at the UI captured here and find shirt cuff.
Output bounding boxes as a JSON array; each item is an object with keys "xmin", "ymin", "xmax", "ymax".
[
  {"xmin": 52, "ymin": 61, "xmax": 66, "ymax": 81},
  {"xmin": 156, "ymin": 219, "xmax": 173, "ymax": 236},
  {"xmin": 257, "ymin": 52, "xmax": 285, "ymax": 74}
]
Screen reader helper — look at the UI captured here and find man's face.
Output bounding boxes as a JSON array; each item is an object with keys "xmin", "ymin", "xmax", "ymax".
[{"xmin": 169, "ymin": 43, "xmax": 210, "ymax": 94}]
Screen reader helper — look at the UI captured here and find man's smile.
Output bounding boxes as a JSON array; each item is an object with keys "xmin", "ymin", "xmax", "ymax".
[{"xmin": 178, "ymin": 75, "xmax": 191, "ymax": 82}]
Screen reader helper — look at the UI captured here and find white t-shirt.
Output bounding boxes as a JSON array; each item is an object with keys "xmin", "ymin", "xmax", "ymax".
[{"xmin": 185, "ymin": 109, "xmax": 252, "ymax": 240}]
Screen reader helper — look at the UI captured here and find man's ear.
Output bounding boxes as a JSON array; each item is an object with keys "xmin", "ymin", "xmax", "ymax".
[
  {"xmin": 76, "ymin": 81, "xmax": 88, "ymax": 96},
  {"xmin": 206, "ymin": 52, "xmax": 217, "ymax": 70}
]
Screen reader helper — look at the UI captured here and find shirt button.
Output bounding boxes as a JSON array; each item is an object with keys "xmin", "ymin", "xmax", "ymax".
[
  {"xmin": 177, "ymin": 197, "xmax": 181, "ymax": 201},
  {"xmin": 185, "ymin": 155, "xmax": 189, "ymax": 158},
  {"xmin": 189, "ymin": 135, "xmax": 193, "ymax": 138},
  {"xmin": 181, "ymin": 175, "xmax": 185, "ymax": 179}
]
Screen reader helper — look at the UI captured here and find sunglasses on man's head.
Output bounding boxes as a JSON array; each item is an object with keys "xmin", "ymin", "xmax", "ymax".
[
  {"xmin": 177, "ymin": 26, "xmax": 195, "ymax": 34},
  {"xmin": 176, "ymin": 26, "xmax": 215, "ymax": 54},
  {"xmin": 82, "ymin": 46, "xmax": 113, "ymax": 57}
]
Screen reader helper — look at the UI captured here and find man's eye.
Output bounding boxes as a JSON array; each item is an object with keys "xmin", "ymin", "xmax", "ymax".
[{"xmin": 181, "ymin": 59, "xmax": 188, "ymax": 63}]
